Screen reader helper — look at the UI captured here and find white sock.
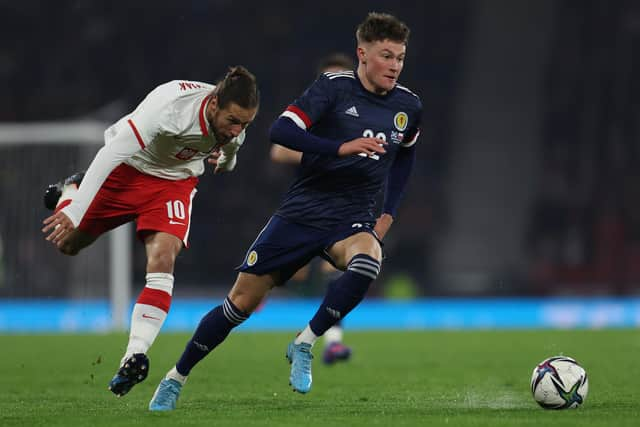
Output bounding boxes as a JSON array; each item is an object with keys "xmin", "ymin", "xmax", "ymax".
[
  {"xmin": 122, "ymin": 273, "xmax": 173, "ymax": 364},
  {"xmin": 166, "ymin": 366, "xmax": 188, "ymax": 385},
  {"xmin": 123, "ymin": 304, "xmax": 167, "ymax": 363},
  {"xmin": 323, "ymin": 325, "xmax": 343, "ymax": 346},
  {"xmin": 294, "ymin": 325, "xmax": 319, "ymax": 346}
]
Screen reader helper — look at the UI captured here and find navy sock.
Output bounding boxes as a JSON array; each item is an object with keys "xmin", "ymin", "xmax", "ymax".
[
  {"xmin": 176, "ymin": 297, "xmax": 248, "ymax": 376},
  {"xmin": 309, "ymin": 254, "xmax": 380, "ymax": 336}
]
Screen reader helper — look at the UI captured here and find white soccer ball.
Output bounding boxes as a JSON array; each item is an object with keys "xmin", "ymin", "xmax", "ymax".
[{"xmin": 530, "ymin": 356, "xmax": 589, "ymax": 409}]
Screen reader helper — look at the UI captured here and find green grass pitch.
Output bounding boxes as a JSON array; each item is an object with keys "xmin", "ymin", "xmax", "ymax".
[{"xmin": 0, "ymin": 330, "xmax": 638, "ymax": 426}]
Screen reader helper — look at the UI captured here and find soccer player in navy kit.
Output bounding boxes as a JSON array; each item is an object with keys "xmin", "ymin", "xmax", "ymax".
[
  {"xmin": 270, "ymin": 52, "xmax": 356, "ymax": 365},
  {"xmin": 149, "ymin": 12, "xmax": 421, "ymax": 410}
]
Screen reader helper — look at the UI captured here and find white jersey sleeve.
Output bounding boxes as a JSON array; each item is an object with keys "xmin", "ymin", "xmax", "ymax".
[{"xmin": 60, "ymin": 83, "xmax": 180, "ymax": 227}]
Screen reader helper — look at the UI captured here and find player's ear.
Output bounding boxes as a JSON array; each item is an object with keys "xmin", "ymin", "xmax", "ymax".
[
  {"xmin": 210, "ymin": 95, "xmax": 218, "ymax": 110},
  {"xmin": 357, "ymin": 46, "xmax": 367, "ymax": 64}
]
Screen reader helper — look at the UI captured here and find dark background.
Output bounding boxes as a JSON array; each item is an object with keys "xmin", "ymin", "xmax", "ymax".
[{"xmin": 0, "ymin": 0, "xmax": 638, "ymax": 298}]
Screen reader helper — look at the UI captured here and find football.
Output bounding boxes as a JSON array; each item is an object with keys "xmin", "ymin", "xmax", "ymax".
[{"xmin": 530, "ymin": 356, "xmax": 589, "ymax": 409}]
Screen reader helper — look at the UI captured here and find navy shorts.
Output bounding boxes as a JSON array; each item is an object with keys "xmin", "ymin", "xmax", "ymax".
[{"xmin": 236, "ymin": 215, "xmax": 380, "ymax": 283}]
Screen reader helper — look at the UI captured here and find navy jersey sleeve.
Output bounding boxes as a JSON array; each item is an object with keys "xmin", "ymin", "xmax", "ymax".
[
  {"xmin": 280, "ymin": 74, "xmax": 337, "ymax": 130},
  {"xmin": 383, "ymin": 99, "xmax": 423, "ymax": 217},
  {"xmin": 401, "ymin": 101, "xmax": 423, "ymax": 148},
  {"xmin": 383, "ymin": 144, "xmax": 416, "ymax": 217}
]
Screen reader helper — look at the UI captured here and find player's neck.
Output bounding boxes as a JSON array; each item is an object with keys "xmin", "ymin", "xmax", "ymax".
[{"xmin": 356, "ymin": 66, "xmax": 389, "ymax": 96}]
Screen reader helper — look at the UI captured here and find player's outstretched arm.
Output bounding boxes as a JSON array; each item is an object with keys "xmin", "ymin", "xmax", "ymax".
[
  {"xmin": 270, "ymin": 117, "xmax": 342, "ymax": 156},
  {"xmin": 270, "ymin": 116, "xmax": 387, "ymax": 158}
]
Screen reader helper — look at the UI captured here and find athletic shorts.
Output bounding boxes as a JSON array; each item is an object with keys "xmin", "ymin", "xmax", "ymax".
[
  {"xmin": 78, "ymin": 163, "xmax": 198, "ymax": 246},
  {"xmin": 236, "ymin": 214, "xmax": 380, "ymax": 282}
]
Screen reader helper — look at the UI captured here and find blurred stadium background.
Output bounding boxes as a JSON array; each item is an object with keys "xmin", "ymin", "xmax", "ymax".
[{"xmin": 1, "ymin": 0, "xmax": 639, "ymax": 332}]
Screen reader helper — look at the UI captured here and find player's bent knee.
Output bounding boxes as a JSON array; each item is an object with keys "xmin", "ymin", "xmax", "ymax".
[
  {"xmin": 365, "ymin": 246, "xmax": 383, "ymax": 264},
  {"xmin": 331, "ymin": 233, "xmax": 382, "ymax": 270},
  {"xmin": 364, "ymin": 235, "xmax": 383, "ymax": 262},
  {"xmin": 349, "ymin": 233, "xmax": 382, "ymax": 264},
  {"xmin": 347, "ymin": 253, "xmax": 382, "ymax": 282}
]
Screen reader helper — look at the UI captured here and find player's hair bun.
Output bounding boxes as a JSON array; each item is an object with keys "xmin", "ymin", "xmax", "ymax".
[{"xmin": 216, "ymin": 66, "xmax": 260, "ymax": 110}]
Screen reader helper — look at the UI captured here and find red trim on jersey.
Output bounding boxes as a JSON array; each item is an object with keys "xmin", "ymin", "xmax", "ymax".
[
  {"xmin": 285, "ymin": 105, "xmax": 312, "ymax": 129},
  {"xmin": 199, "ymin": 95, "xmax": 212, "ymax": 136},
  {"xmin": 127, "ymin": 119, "xmax": 146, "ymax": 149},
  {"xmin": 54, "ymin": 199, "xmax": 72, "ymax": 214},
  {"xmin": 136, "ymin": 287, "xmax": 172, "ymax": 313}
]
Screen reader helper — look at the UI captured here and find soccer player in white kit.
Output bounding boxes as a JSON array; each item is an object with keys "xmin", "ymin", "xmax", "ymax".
[{"xmin": 41, "ymin": 66, "xmax": 259, "ymax": 397}]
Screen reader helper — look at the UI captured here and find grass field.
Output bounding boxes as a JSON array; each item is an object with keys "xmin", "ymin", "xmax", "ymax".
[{"xmin": 0, "ymin": 330, "xmax": 638, "ymax": 426}]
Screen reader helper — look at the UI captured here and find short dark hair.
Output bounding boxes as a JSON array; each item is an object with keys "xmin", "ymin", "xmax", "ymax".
[
  {"xmin": 317, "ymin": 53, "xmax": 355, "ymax": 75},
  {"xmin": 356, "ymin": 12, "xmax": 410, "ymax": 45},
  {"xmin": 214, "ymin": 66, "xmax": 259, "ymax": 110}
]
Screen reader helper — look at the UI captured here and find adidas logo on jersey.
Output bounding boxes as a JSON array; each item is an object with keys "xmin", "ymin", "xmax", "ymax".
[{"xmin": 345, "ymin": 106, "xmax": 359, "ymax": 117}]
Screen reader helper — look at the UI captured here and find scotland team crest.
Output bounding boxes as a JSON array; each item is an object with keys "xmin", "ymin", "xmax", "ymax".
[
  {"xmin": 247, "ymin": 250, "xmax": 258, "ymax": 266},
  {"xmin": 393, "ymin": 112, "xmax": 408, "ymax": 131}
]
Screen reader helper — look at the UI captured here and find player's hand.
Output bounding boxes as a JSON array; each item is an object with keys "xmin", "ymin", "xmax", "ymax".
[
  {"xmin": 207, "ymin": 149, "xmax": 224, "ymax": 174},
  {"xmin": 42, "ymin": 211, "xmax": 75, "ymax": 247},
  {"xmin": 374, "ymin": 213, "xmax": 394, "ymax": 241},
  {"xmin": 338, "ymin": 137, "xmax": 387, "ymax": 157}
]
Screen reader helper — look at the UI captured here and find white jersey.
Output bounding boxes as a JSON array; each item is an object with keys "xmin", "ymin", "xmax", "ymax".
[
  {"xmin": 119, "ymin": 80, "xmax": 244, "ymax": 179},
  {"xmin": 61, "ymin": 80, "xmax": 245, "ymax": 227}
]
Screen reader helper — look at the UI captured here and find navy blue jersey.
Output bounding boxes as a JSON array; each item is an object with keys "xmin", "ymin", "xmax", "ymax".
[{"xmin": 275, "ymin": 70, "xmax": 422, "ymax": 229}]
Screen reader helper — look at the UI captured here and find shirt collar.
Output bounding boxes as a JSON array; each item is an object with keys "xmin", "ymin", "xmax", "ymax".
[{"xmin": 199, "ymin": 95, "xmax": 212, "ymax": 136}]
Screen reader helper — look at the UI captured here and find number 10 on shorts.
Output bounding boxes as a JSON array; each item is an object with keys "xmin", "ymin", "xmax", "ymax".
[{"xmin": 166, "ymin": 200, "xmax": 186, "ymax": 220}]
